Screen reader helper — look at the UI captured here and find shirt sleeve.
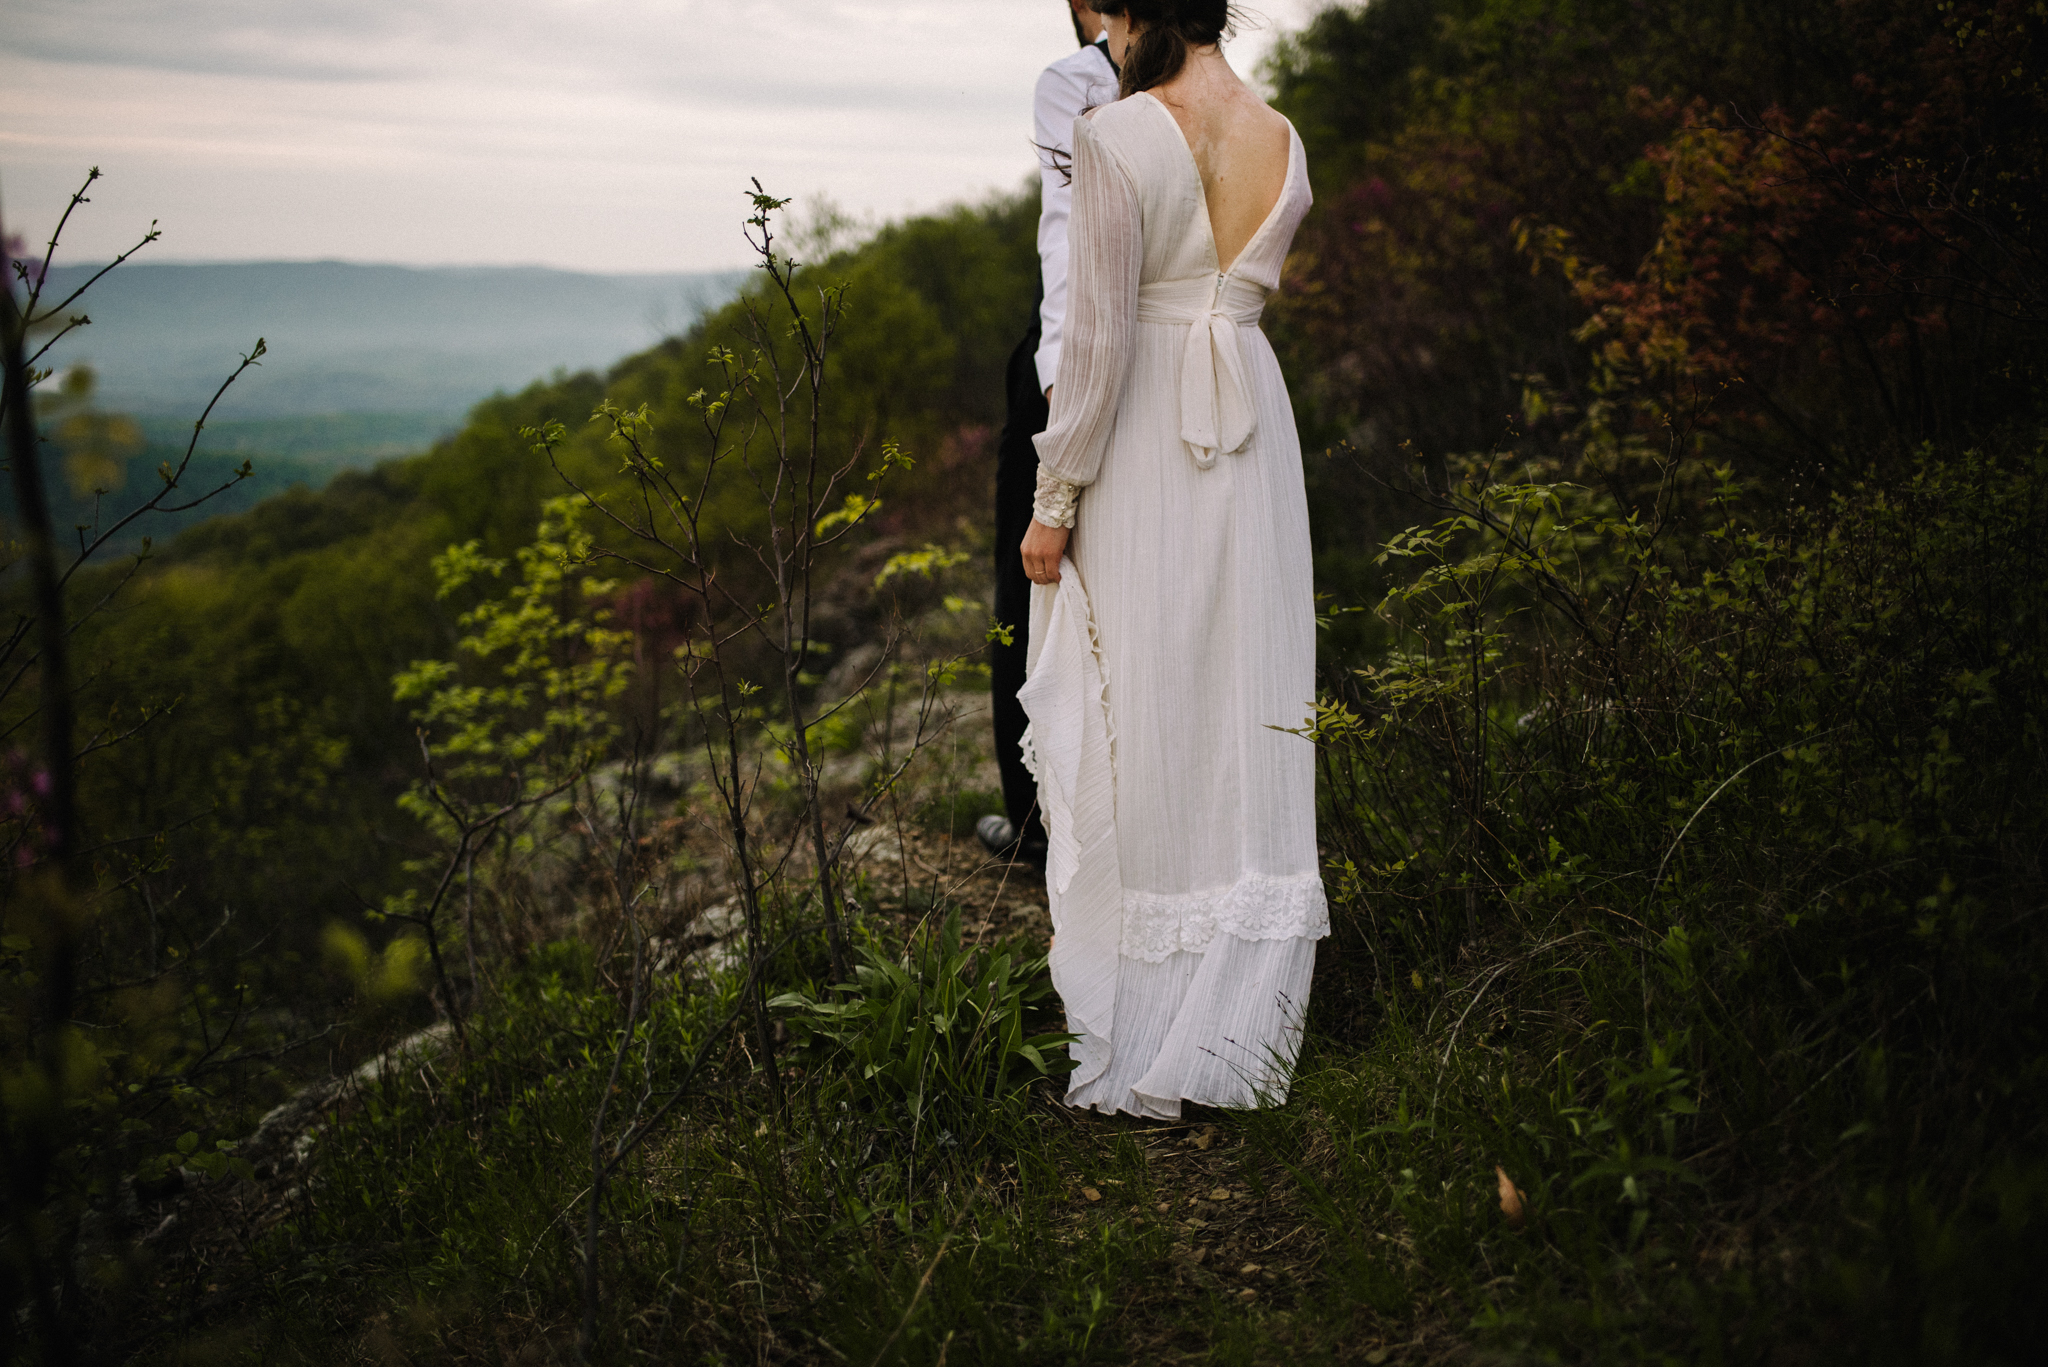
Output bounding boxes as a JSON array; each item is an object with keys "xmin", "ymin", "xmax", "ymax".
[
  {"xmin": 1031, "ymin": 116, "xmax": 1141, "ymax": 490},
  {"xmin": 1032, "ymin": 62, "xmax": 1094, "ymax": 392}
]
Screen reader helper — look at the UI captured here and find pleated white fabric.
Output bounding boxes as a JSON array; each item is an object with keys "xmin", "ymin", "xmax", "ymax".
[
  {"xmin": 1017, "ymin": 555, "xmax": 1123, "ymax": 1088},
  {"xmin": 1021, "ymin": 92, "xmax": 1328, "ymax": 1117}
]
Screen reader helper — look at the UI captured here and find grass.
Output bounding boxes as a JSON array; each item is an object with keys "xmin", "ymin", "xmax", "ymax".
[{"xmin": 131, "ymin": 821, "xmax": 1353, "ymax": 1366}]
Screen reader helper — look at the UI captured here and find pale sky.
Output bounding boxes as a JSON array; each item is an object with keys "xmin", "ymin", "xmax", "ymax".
[{"xmin": 1, "ymin": 1, "xmax": 1324, "ymax": 273}]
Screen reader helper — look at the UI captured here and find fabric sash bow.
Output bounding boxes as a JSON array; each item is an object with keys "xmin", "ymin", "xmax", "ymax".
[{"xmin": 1137, "ymin": 273, "xmax": 1269, "ymax": 470}]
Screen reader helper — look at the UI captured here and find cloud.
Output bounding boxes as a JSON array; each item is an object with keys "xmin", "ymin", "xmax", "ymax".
[
  {"xmin": 0, "ymin": 0, "xmax": 1318, "ymax": 271},
  {"xmin": 7, "ymin": 0, "xmax": 430, "ymax": 81},
  {"xmin": 10, "ymin": 0, "xmax": 1034, "ymax": 103}
]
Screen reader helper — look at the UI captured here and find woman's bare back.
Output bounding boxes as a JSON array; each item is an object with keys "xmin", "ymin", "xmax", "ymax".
[{"xmin": 1147, "ymin": 56, "xmax": 1292, "ymax": 272}]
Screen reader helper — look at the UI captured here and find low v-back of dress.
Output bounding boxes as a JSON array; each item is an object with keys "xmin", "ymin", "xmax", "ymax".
[
  {"xmin": 1144, "ymin": 93, "xmax": 1294, "ymax": 276},
  {"xmin": 1020, "ymin": 91, "xmax": 1327, "ymax": 1118}
]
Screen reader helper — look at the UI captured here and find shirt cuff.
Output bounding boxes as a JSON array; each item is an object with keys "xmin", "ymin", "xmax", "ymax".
[
  {"xmin": 1034, "ymin": 345, "xmax": 1060, "ymax": 394},
  {"xmin": 1032, "ymin": 469, "xmax": 1081, "ymax": 528}
]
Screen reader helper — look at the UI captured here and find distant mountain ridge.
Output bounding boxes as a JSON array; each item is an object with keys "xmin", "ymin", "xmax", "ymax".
[{"xmin": 34, "ymin": 260, "xmax": 746, "ymax": 425}]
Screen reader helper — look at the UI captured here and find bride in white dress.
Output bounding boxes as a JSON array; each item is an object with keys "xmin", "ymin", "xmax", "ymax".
[{"xmin": 1017, "ymin": 0, "xmax": 1327, "ymax": 1118}]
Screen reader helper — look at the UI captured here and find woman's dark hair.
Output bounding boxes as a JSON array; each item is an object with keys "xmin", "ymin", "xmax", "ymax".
[{"xmin": 1089, "ymin": 1, "xmax": 1236, "ymax": 98}]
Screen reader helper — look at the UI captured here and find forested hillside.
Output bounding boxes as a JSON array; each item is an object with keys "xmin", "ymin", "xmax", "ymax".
[
  {"xmin": 34, "ymin": 262, "xmax": 745, "ymax": 420},
  {"xmin": 7, "ymin": 263, "xmax": 748, "ymax": 542},
  {"xmin": 4, "ymin": 2, "xmax": 2044, "ymax": 1363}
]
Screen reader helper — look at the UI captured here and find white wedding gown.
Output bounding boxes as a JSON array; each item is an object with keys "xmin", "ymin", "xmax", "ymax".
[{"xmin": 1019, "ymin": 91, "xmax": 1328, "ymax": 1118}]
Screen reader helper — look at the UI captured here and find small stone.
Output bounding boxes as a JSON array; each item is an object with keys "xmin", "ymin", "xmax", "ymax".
[
  {"xmin": 1155, "ymin": 1201, "xmax": 1171, "ymax": 1214},
  {"xmin": 1194, "ymin": 1131, "xmax": 1215, "ymax": 1151},
  {"xmin": 1082, "ymin": 1187, "xmax": 1102, "ymax": 1202},
  {"xmin": 1238, "ymin": 1262, "xmax": 1263, "ymax": 1277},
  {"xmin": 1190, "ymin": 1246, "xmax": 1209, "ymax": 1264},
  {"xmin": 1208, "ymin": 1187, "xmax": 1232, "ymax": 1202},
  {"xmin": 1364, "ymin": 1351, "xmax": 1391, "ymax": 1365},
  {"xmin": 1238, "ymin": 1287, "xmax": 1258, "ymax": 1301}
]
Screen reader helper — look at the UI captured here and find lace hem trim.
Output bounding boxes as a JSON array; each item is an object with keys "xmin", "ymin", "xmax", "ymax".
[
  {"xmin": 1032, "ymin": 470, "xmax": 1082, "ymax": 528},
  {"xmin": 1120, "ymin": 870, "xmax": 1330, "ymax": 963}
]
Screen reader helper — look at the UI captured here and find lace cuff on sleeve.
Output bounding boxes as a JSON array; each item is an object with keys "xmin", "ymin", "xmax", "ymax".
[{"xmin": 1032, "ymin": 469, "xmax": 1081, "ymax": 528}]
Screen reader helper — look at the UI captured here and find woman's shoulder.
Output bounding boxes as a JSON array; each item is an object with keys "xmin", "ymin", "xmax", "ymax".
[
  {"xmin": 1082, "ymin": 94, "xmax": 1152, "ymax": 135},
  {"xmin": 1073, "ymin": 96, "xmax": 1165, "ymax": 185},
  {"xmin": 1081, "ymin": 93, "xmax": 1178, "ymax": 166},
  {"xmin": 1220, "ymin": 90, "xmax": 1296, "ymax": 152}
]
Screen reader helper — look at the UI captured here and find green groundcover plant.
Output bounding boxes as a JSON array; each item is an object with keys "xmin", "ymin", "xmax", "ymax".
[{"xmin": 772, "ymin": 911, "xmax": 1077, "ymax": 1154}]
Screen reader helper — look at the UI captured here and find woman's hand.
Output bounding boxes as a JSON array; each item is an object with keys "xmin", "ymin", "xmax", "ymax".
[{"xmin": 1021, "ymin": 518, "xmax": 1070, "ymax": 586}]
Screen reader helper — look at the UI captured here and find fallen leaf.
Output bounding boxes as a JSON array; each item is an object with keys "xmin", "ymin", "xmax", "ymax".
[
  {"xmin": 1496, "ymin": 1165, "xmax": 1526, "ymax": 1228},
  {"xmin": 1190, "ymin": 1246, "xmax": 1210, "ymax": 1264},
  {"xmin": 1238, "ymin": 1262, "xmax": 1263, "ymax": 1277},
  {"xmin": 1194, "ymin": 1132, "xmax": 1215, "ymax": 1151},
  {"xmin": 1082, "ymin": 1186, "xmax": 1102, "ymax": 1203},
  {"xmin": 1208, "ymin": 1187, "xmax": 1232, "ymax": 1201}
]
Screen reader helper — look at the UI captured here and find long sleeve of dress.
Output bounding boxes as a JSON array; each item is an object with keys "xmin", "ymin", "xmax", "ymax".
[{"xmin": 1032, "ymin": 116, "xmax": 1142, "ymax": 491}]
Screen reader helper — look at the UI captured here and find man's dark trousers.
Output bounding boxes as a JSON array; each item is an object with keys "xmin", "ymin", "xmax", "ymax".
[{"xmin": 991, "ymin": 287, "xmax": 1050, "ymax": 854}]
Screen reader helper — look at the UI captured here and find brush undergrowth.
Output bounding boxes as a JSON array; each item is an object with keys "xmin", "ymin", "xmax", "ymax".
[
  {"xmin": 1242, "ymin": 442, "xmax": 2048, "ymax": 1364},
  {"xmin": 157, "ymin": 442, "xmax": 2045, "ymax": 1365}
]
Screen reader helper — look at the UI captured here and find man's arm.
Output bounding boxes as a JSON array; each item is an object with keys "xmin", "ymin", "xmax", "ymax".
[{"xmin": 1032, "ymin": 58, "xmax": 1104, "ymax": 396}]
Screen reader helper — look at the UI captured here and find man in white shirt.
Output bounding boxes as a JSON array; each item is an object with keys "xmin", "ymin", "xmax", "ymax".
[
  {"xmin": 1031, "ymin": 4, "xmax": 1123, "ymax": 403},
  {"xmin": 981, "ymin": 0, "xmax": 1120, "ymax": 864}
]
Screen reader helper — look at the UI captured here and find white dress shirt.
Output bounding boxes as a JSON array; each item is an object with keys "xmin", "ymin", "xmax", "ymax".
[{"xmin": 1033, "ymin": 40, "xmax": 1121, "ymax": 394}]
